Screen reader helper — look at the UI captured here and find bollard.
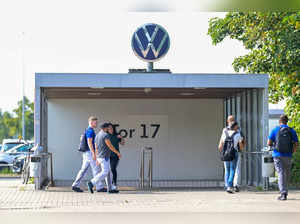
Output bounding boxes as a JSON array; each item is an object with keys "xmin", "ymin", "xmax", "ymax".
[{"xmin": 139, "ymin": 147, "xmax": 153, "ymax": 189}]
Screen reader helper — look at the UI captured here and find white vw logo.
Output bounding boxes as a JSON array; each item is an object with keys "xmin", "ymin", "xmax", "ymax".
[{"xmin": 134, "ymin": 25, "xmax": 169, "ymax": 58}]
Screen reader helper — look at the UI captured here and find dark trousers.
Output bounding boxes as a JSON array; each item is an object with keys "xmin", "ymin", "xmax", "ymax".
[
  {"xmin": 110, "ymin": 157, "xmax": 119, "ymax": 185},
  {"xmin": 274, "ymin": 157, "xmax": 292, "ymax": 195}
]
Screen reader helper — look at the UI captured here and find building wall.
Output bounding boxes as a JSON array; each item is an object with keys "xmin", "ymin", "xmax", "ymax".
[
  {"xmin": 269, "ymin": 118, "xmax": 279, "ymax": 131},
  {"xmin": 47, "ymin": 99, "xmax": 224, "ymax": 181}
]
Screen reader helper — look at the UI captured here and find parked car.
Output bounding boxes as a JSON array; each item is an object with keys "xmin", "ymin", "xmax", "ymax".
[
  {"xmin": 1, "ymin": 139, "xmax": 26, "ymax": 153},
  {"xmin": 13, "ymin": 144, "xmax": 39, "ymax": 175},
  {"xmin": 0, "ymin": 143, "xmax": 33, "ymax": 171},
  {"xmin": 12, "ymin": 154, "xmax": 26, "ymax": 174}
]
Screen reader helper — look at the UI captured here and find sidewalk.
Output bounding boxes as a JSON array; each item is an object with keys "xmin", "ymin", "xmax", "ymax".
[{"xmin": 1, "ymin": 180, "xmax": 300, "ymax": 212}]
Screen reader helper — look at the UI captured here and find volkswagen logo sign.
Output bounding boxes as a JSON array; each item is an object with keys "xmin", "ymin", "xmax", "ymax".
[{"xmin": 131, "ymin": 23, "xmax": 170, "ymax": 62}]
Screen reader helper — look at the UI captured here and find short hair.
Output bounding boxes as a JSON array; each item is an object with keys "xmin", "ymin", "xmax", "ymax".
[
  {"xmin": 227, "ymin": 115, "xmax": 235, "ymax": 123},
  {"xmin": 88, "ymin": 116, "xmax": 98, "ymax": 122},
  {"xmin": 279, "ymin": 114, "xmax": 289, "ymax": 124}
]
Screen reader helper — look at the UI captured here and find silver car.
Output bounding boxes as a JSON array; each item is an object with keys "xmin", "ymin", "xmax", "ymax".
[{"xmin": 0, "ymin": 144, "xmax": 33, "ymax": 171}]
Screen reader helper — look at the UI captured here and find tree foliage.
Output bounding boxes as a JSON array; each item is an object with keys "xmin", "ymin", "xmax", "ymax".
[
  {"xmin": 208, "ymin": 12, "xmax": 300, "ymax": 133},
  {"xmin": 0, "ymin": 97, "xmax": 34, "ymax": 142},
  {"xmin": 208, "ymin": 12, "xmax": 300, "ymax": 183}
]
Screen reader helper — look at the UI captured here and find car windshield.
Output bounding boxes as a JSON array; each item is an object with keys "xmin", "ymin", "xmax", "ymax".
[
  {"xmin": 3, "ymin": 143, "xmax": 22, "ymax": 152},
  {"xmin": 7, "ymin": 144, "xmax": 32, "ymax": 154}
]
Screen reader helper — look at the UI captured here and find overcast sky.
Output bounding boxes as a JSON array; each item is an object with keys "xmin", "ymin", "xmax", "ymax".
[{"xmin": 0, "ymin": 1, "xmax": 283, "ymax": 112}]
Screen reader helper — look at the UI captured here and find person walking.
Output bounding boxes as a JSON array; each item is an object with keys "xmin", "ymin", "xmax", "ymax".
[
  {"xmin": 87, "ymin": 123, "xmax": 121, "ymax": 194},
  {"xmin": 107, "ymin": 123, "xmax": 125, "ymax": 191},
  {"xmin": 268, "ymin": 114, "xmax": 299, "ymax": 200},
  {"xmin": 72, "ymin": 116, "xmax": 105, "ymax": 192},
  {"xmin": 219, "ymin": 121, "xmax": 244, "ymax": 193},
  {"xmin": 222, "ymin": 115, "xmax": 245, "ymax": 192}
]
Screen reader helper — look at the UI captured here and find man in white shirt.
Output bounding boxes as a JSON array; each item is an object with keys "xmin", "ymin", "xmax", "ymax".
[{"xmin": 219, "ymin": 121, "xmax": 244, "ymax": 193}]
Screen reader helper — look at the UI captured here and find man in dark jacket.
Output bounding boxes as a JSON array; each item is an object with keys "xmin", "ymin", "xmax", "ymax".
[{"xmin": 107, "ymin": 123, "xmax": 125, "ymax": 191}]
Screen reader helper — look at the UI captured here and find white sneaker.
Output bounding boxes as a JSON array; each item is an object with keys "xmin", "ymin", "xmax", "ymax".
[
  {"xmin": 111, "ymin": 184, "xmax": 118, "ymax": 190},
  {"xmin": 226, "ymin": 187, "xmax": 233, "ymax": 194}
]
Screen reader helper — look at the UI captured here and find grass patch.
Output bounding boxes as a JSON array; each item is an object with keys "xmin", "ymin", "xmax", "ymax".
[
  {"xmin": 0, "ymin": 167, "xmax": 20, "ymax": 177},
  {"xmin": 0, "ymin": 167, "xmax": 13, "ymax": 175},
  {"xmin": 256, "ymin": 186, "xmax": 264, "ymax": 191}
]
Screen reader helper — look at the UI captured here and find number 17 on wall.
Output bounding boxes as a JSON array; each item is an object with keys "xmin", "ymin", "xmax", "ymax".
[{"xmin": 140, "ymin": 124, "xmax": 160, "ymax": 138}]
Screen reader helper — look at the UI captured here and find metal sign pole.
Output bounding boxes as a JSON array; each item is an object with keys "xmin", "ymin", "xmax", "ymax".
[{"xmin": 147, "ymin": 62, "xmax": 153, "ymax": 72}]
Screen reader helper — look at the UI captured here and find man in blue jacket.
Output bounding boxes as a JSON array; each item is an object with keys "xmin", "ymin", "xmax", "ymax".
[{"xmin": 268, "ymin": 114, "xmax": 299, "ymax": 200}]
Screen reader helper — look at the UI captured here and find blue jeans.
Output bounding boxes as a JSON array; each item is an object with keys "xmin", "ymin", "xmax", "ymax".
[{"xmin": 224, "ymin": 152, "xmax": 238, "ymax": 188}]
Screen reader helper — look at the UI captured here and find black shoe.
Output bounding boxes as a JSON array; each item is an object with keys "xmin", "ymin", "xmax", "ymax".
[
  {"xmin": 72, "ymin": 186, "xmax": 84, "ymax": 193},
  {"xmin": 108, "ymin": 189, "xmax": 119, "ymax": 194},
  {"xmin": 87, "ymin": 181, "xmax": 94, "ymax": 194},
  {"xmin": 226, "ymin": 187, "xmax": 233, "ymax": 194},
  {"xmin": 97, "ymin": 188, "xmax": 107, "ymax": 192},
  {"xmin": 233, "ymin": 186, "xmax": 240, "ymax": 192},
  {"xmin": 278, "ymin": 194, "xmax": 287, "ymax": 201}
]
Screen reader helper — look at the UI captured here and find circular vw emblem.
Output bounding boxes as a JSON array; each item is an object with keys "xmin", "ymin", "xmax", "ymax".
[{"xmin": 131, "ymin": 23, "xmax": 170, "ymax": 62}]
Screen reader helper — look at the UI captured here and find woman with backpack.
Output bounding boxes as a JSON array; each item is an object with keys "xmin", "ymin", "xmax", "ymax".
[{"xmin": 218, "ymin": 122, "xmax": 244, "ymax": 194}]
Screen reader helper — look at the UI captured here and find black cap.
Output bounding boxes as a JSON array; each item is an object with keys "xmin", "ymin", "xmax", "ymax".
[
  {"xmin": 100, "ymin": 123, "xmax": 110, "ymax": 129},
  {"xmin": 230, "ymin": 121, "xmax": 238, "ymax": 130}
]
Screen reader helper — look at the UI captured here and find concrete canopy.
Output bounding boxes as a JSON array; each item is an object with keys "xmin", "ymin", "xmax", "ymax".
[
  {"xmin": 35, "ymin": 72, "xmax": 269, "ymax": 144},
  {"xmin": 34, "ymin": 73, "xmax": 269, "ymax": 189}
]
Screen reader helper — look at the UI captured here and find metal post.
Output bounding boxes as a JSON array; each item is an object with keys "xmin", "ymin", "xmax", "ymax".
[
  {"xmin": 140, "ymin": 149, "xmax": 145, "ymax": 189},
  {"xmin": 20, "ymin": 32, "xmax": 26, "ymax": 140},
  {"xmin": 147, "ymin": 62, "xmax": 153, "ymax": 72},
  {"xmin": 148, "ymin": 148, "xmax": 153, "ymax": 188},
  {"xmin": 263, "ymin": 177, "xmax": 270, "ymax": 191},
  {"xmin": 22, "ymin": 96, "xmax": 25, "ymax": 139},
  {"xmin": 49, "ymin": 153, "xmax": 54, "ymax": 187},
  {"xmin": 140, "ymin": 147, "xmax": 153, "ymax": 190}
]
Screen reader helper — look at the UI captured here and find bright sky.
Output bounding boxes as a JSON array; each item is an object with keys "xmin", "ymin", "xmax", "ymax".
[{"xmin": 0, "ymin": 1, "xmax": 283, "ymax": 112}]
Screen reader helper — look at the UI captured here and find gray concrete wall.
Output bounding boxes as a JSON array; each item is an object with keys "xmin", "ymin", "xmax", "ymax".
[{"xmin": 47, "ymin": 99, "xmax": 224, "ymax": 181}]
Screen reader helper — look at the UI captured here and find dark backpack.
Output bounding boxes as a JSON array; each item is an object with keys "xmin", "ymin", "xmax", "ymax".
[
  {"xmin": 78, "ymin": 129, "xmax": 89, "ymax": 152},
  {"xmin": 275, "ymin": 127, "xmax": 293, "ymax": 153},
  {"xmin": 220, "ymin": 130, "xmax": 237, "ymax": 161}
]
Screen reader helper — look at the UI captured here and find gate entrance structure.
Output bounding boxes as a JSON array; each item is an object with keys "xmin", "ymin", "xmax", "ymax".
[{"xmin": 34, "ymin": 73, "xmax": 268, "ymax": 190}]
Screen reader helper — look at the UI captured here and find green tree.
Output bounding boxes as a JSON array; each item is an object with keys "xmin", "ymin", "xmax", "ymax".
[
  {"xmin": 0, "ymin": 111, "xmax": 16, "ymax": 141},
  {"xmin": 208, "ymin": 12, "xmax": 299, "ymax": 133},
  {"xmin": 13, "ymin": 97, "xmax": 34, "ymax": 140},
  {"xmin": 0, "ymin": 97, "xmax": 34, "ymax": 142},
  {"xmin": 208, "ymin": 12, "xmax": 300, "ymax": 183}
]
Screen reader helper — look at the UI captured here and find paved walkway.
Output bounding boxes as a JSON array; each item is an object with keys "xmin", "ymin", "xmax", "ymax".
[{"xmin": 1, "ymin": 178, "xmax": 300, "ymax": 212}]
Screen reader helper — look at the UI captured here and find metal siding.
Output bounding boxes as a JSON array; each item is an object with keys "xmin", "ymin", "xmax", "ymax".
[
  {"xmin": 241, "ymin": 91, "xmax": 247, "ymax": 186},
  {"xmin": 252, "ymin": 89, "xmax": 259, "ymax": 185}
]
